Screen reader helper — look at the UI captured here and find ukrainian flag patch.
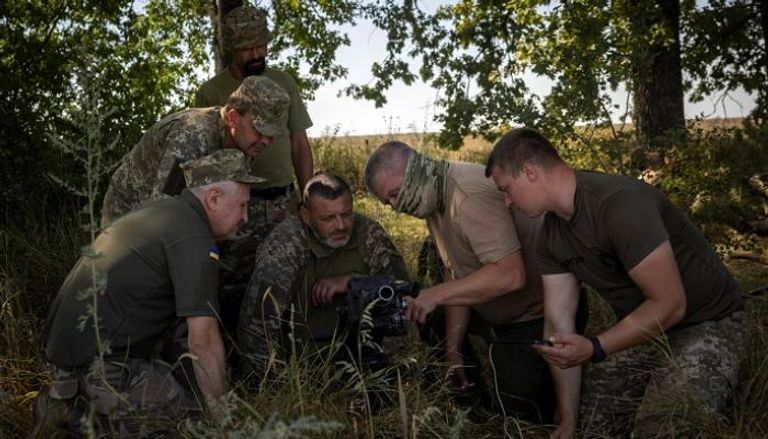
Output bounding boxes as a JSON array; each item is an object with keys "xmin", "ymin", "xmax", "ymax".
[{"xmin": 208, "ymin": 247, "xmax": 220, "ymax": 261}]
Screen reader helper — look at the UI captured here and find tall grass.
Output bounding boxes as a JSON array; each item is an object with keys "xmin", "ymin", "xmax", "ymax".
[{"xmin": 1, "ymin": 126, "xmax": 767, "ymax": 438}]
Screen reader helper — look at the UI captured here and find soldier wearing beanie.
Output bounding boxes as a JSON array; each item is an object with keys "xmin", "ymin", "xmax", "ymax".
[
  {"xmin": 194, "ymin": 5, "xmax": 314, "ymax": 339},
  {"xmin": 33, "ymin": 150, "xmax": 260, "ymax": 435},
  {"xmin": 195, "ymin": 6, "xmax": 313, "ymax": 196}
]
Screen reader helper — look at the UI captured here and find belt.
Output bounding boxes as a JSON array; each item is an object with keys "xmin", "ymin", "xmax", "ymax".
[{"xmin": 250, "ymin": 184, "xmax": 293, "ymax": 201}]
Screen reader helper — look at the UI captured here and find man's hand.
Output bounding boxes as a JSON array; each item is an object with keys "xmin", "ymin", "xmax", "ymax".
[
  {"xmin": 311, "ymin": 274, "xmax": 354, "ymax": 306},
  {"xmin": 533, "ymin": 333, "xmax": 593, "ymax": 369},
  {"xmin": 403, "ymin": 293, "xmax": 439, "ymax": 324}
]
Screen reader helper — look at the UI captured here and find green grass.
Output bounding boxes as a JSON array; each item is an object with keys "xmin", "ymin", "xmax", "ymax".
[{"xmin": 2, "ymin": 129, "xmax": 768, "ymax": 438}]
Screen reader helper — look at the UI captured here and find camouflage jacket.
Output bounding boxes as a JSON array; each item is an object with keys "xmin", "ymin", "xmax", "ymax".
[
  {"xmin": 238, "ymin": 213, "xmax": 410, "ymax": 376},
  {"xmin": 101, "ymin": 108, "xmax": 227, "ymax": 226}
]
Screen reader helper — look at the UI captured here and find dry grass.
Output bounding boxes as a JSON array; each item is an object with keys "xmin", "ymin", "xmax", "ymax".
[{"xmin": 1, "ymin": 124, "xmax": 767, "ymax": 438}]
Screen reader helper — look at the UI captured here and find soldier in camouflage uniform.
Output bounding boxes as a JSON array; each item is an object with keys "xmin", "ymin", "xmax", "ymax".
[
  {"xmin": 486, "ymin": 128, "xmax": 746, "ymax": 438},
  {"xmin": 33, "ymin": 150, "xmax": 260, "ymax": 436},
  {"xmin": 238, "ymin": 173, "xmax": 410, "ymax": 377},
  {"xmin": 195, "ymin": 7, "xmax": 315, "ymax": 327},
  {"xmin": 101, "ymin": 74, "xmax": 289, "ymax": 226}
]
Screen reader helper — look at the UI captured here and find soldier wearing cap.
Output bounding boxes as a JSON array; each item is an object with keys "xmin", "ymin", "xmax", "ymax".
[
  {"xmin": 33, "ymin": 150, "xmax": 259, "ymax": 436},
  {"xmin": 195, "ymin": 5, "xmax": 314, "ymax": 243},
  {"xmin": 101, "ymin": 74, "xmax": 288, "ymax": 226}
]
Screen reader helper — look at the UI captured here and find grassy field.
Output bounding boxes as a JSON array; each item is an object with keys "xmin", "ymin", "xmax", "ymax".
[{"xmin": 1, "ymin": 127, "xmax": 767, "ymax": 438}]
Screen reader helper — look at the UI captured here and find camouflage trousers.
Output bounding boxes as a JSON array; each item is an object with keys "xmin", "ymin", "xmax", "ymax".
[
  {"xmin": 218, "ymin": 190, "xmax": 297, "ymax": 337},
  {"xmin": 580, "ymin": 310, "xmax": 746, "ymax": 438},
  {"xmin": 34, "ymin": 358, "xmax": 199, "ymax": 436}
]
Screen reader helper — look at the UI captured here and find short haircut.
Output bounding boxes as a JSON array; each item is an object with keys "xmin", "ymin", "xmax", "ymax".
[
  {"xmin": 485, "ymin": 128, "xmax": 563, "ymax": 177},
  {"xmin": 302, "ymin": 173, "xmax": 352, "ymax": 206},
  {"xmin": 363, "ymin": 141, "xmax": 413, "ymax": 194},
  {"xmin": 190, "ymin": 180, "xmax": 240, "ymax": 198}
]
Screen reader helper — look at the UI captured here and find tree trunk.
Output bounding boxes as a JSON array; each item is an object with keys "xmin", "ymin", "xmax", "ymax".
[
  {"xmin": 206, "ymin": 1, "xmax": 222, "ymax": 72},
  {"xmin": 630, "ymin": 0, "xmax": 686, "ymax": 153},
  {"xmin": 759, "ymin": 0, "xmax": 768, "ymax": 118},
  {"xmin": 209, "ymin": 0, "xmax": 244, "ymax": 71}
]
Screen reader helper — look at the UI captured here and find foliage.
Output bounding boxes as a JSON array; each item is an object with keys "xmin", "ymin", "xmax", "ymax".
[
  {"xmin": 682, "ymin": 0, "xmax": 768, "ymax": 118},
  {"xmin": 2, "ymin": 129, "xmax": 768, "ymax": 437},
  {"xmin": 0, "ymin": 0, "xmax": 210, "ymax": 219},
  {"xmin": 346, "ymin": 0, "xmax": 766, "ymax": 149}
]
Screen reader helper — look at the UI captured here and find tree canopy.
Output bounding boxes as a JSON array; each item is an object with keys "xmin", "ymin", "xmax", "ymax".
[{"xmin": 1, "ymin": 0, "xmax": 765, "ymax": 216}]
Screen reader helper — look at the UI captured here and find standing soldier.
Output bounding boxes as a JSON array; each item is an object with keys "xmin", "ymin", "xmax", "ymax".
[{"xmin": 195, "ymin": 6, "xmax": 315, "ymax": 328}]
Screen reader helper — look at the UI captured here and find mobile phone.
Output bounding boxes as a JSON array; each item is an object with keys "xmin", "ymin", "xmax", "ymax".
[
  {"xmin": 528, "ymin": 338, "xmax": 554, "ymax": 347},
  {"xmin": 495, "ymin": 338, "xmax": 554, "ymax": 346}
]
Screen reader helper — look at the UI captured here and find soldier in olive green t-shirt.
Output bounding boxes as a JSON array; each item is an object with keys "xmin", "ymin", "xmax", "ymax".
[
  {"xmin": 34, "ymin": 150, "xmax": 259, "ymax": 435},
  {"xmin": 194, "ymin": 6, "xmax": 314, "ymax": 326},
  {"xmin": 487, "ymin": 128, "xmax": 745, "ymax": 438}
]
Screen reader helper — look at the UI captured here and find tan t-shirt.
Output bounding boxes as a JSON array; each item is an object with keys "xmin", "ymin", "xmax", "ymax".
[{"xmin": 426, "ymin": 161, "xmax": 543, "ymax": 325}]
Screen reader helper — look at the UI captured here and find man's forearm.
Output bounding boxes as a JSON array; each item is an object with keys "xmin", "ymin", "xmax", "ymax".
[
  {"xmin": 598, "ymin": 297, "xmax": 683, "ymax": 356},
  {"xmin": 444, "ymin": 305, "xmax": 471, "ymax": 362},
  {"xmin": 422, "ymin": 252, "xmax": 525, "ymax": 307},
  {"xmin": 192, "ymin": 339, "xmax": 227, "ymax": 402},
  {"xmin": 188, "ymin": 320, "xmax": 227, "ymax": 420},
  {"xmin": 291, "ymin": 130, "xmax": 313, "ymax": 190}
]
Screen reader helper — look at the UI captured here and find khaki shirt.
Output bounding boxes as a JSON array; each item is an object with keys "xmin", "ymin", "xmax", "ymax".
[{"xmin": 427, "ymin": 161, "xmax": 544, "ymax": 325}]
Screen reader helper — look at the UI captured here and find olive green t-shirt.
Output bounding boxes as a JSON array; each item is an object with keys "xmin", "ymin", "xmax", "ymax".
[
  {"xmin": 537, "ymin": 170, "xmax": 742, "ymax": 327},
  {"xmin": 43, "ymin": 190, "xmax": 221, "ymax": 369},
  {"xmin": 194, "ymin": 68, "xmax": 313, "ymax": 190}
]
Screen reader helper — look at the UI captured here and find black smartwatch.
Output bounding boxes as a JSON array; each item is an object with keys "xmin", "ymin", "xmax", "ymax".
[{"xmin": 589, "ymin": 336, "xmax": 607, "ymax": 363}]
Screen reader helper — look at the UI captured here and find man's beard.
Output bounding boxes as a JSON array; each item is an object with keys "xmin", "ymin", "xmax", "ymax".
[
  {"xmin": 308, "ymin": 223, "xmax": 351, "ymax": 249},
  {"xmin": 242, "ymin": 56, "xmax": 266, "ymax": 77}
]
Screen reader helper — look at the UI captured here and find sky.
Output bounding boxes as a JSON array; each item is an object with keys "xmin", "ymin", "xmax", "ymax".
[
  {"xmin": 195, "ymin": 1, "xmax": 758, "ymax": 138},
  {"xmin": 302, "ymin": 19, "xmax": 757, "ymax": 138}
]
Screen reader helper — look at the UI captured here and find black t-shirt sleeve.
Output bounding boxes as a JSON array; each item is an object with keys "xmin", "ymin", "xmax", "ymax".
[
  {"xmin": 601, "ymin": 189, "xmax": 669, "ymax": 271},
  {"xmin": 166, "ymin": 236, "xmax": 220, "ymax": 317}
]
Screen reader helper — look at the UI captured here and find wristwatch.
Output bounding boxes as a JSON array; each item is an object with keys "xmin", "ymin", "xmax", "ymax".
[{"xmin": 589, "ymin": 336, "xmax": 607, "ymax": 363}]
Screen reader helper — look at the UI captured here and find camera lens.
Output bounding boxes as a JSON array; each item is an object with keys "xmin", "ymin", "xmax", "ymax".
[{"xmin": 377, "ymin": 285, "xmax": 395, "ymax": 303}]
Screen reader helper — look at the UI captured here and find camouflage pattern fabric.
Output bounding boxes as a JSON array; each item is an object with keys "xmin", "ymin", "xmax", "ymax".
[
  {"xmin": 221, "ymin": 6, "xmax": 270, "ymax": 52},
  {"xmin": 101, "ymin": 75, "xmax": 289, "ymax": 227},
  {"xmin": 181, "ymin": 148, "xmax": 263, "ymax": 188},
  {"xmin": 579, "ymin": 310, "xmax": 746, "ymax": 438},
  {"xmin": 393, "ymin": 152, "xmax": 448, "ymax": 218},
  {"xmin": 38, "ymin": 358, "xmax": 198, "ymax": 436},
  {"xmin": 101, "ymin": 108, "xmax": 226, "ymax": 227},
  {"xmin": 218, "ymin": 190, "xmax": 298, "ymax": 301},
  {"xmin": 238, "ymin": 213, "xmax": 410, "ymax": 377},
  {"xmin": 230, "ymin": 75, "xmax": 290, "ymax": 138}
]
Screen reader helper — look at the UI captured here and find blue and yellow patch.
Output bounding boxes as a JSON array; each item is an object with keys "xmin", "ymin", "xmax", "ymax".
[{"xmin": 208, "ymin": 248, "xmax": 220, "ymax": 261}]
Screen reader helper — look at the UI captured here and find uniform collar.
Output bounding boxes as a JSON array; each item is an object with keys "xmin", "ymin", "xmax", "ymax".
[{"xmin": 180, "ymin": 189, "xmax": 213, "ymax": 231}]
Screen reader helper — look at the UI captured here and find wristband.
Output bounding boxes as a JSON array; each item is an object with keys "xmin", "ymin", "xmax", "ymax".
[{"xmin": 589, "ymin": 336, "xmax": 607, "ymax": 363}]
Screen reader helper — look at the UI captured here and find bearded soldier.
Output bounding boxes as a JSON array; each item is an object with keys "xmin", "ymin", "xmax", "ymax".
[{"xmin": 238, "ymin": 173, "xmax": 410, "ymax": 377}]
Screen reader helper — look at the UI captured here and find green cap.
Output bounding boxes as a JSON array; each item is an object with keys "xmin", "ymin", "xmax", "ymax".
[
  {"xmin": 222, "ymin": 6, "xmax": 271, "ymax": 52},
  {"xmin": 180, "ymin": 149, "xmax": 264, "ymax": 188},
  {"xmin": 229, "ymin": 75, "xmax": 290, "ymax": 138}
]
